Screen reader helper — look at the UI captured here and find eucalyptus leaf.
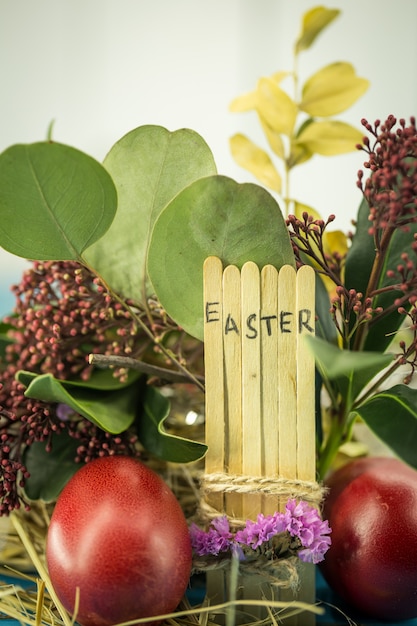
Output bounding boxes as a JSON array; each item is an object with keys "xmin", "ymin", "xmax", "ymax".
[
  {"xmin": 23, "ymin": 432, "xmax": 81, "ymax": 502},
  {"xmin": 306, "ymin": 335, "xmax": 393, "ymax": 404},
  {"xmin": 137, "ymin": 386, "xmax": 207, "ymax": 463},
  {"xmin": 147, "ymin": 175, "xmax": 295, "ymax": 340},
  {"xmin": 0, "ymin": 142, "xmax": 117, "ymax": 261},
  {"xmin": 84, "ymin": 125, "xmax": 217, "ymax": 306},
  {"xmin": 17, "ymin": 372, "xmax": 140, "ymax": 434},
  {"xmin": 355, "ymin": 385, "xmax": 417, "ymax": 470}
]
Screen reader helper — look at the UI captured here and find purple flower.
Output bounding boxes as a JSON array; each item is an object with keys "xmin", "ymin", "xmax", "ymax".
[
  {"xmin": 190, "ymin": 516, "xmax": 233, "ymax": 556},
  {"xmin": 56, "ymin": 403, "xmax": 74, "ymax": 421},
  {"xmin": 235, "ymin": 512, "xmax": 287, "ymax": 548},
  {"xmin": 284, "ymin": 499, "xmax": 332, "ymax": 564},
  {"xmin": 189, "ymin": 500, "xmax": 331, "ymax": 565}
]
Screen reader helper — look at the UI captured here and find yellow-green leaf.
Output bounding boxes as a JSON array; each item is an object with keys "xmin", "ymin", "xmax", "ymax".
[
  {"xmin": 259, "ymin": 117, "xmax": 285, "ymax": 159},
  {"xmin": 324, "ymin": 229, "xmax": 349, "ymax": 257},
  {"xmin": 229, "ymin": 90, "xmax": 257, "ymax": 112},
  {"xmin": 296, "ymin": 120, "xmax": 363, "ymax": 156},
  {"xmin": 256, "ymin": 77, "xmax": 297, "ymax": 136},
  {"xmin": 293, "ymin": 201, "xmax": 321, "ymax": 221},
  {"xmin": 230, "ymin": 133, "xmax": 282, "ymax": 193},
  {"xmin": 271, "ymin": 70, "xmax": 290, "ymax": 84},
  {"xmin": 288, "ymin": 140, "xmax": 313, "ymax": 168},
  {"xmin": 295, "ymin": 6, "xmax": 340, "ymax": 53},
  {"xmin": 300, "ymin": 62, "xmax": 369, "ymax": 117},
  {"xmin": 229, "ymin": 72, "xmax": 289, "ymax": 113},
  {"xmin": 293, "ymin": 201, "xmax": 348, "ymax": 256}
]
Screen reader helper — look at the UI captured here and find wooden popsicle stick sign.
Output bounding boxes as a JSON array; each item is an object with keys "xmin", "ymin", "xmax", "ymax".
[{"xmin": 203, "ymin": 256, "xmax": 316, "ymax": 521}]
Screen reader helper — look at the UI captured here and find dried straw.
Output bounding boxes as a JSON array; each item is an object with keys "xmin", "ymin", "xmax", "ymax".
[{"xmin": 0, "ymin": 468, "xmax": 324, "ymax": 625}]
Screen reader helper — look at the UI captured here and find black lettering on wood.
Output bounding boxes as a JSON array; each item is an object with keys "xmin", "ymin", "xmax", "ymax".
[
  {"xmin": 261, "ymin": 315, "xmax": 277, "ymax": 336},
  {"xmin": 205, "ymin": 301, "xmax": 220, "ymax": 323},
  {"xmin": 298, "ymin": 309, "xmax": 314, "ymax": 333},
  {"xmin": 225, "ymin": 314, "xmax": 239, "ymax": 335},
  {"xmin": 246, "ymin": 313, "xmax": 258, "ymax": 339},
  {"xmin": 280, "ymin": 311, "xmax": 293, "ymax": 333}
]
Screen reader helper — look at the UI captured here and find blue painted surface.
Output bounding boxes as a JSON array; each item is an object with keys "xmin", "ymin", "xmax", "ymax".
[{"xmin": 1, "ymin": 570, "xmax": 417, "ymax": 625}]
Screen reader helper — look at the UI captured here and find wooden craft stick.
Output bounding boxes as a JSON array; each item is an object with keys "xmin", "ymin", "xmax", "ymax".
[
  {"xmin": 277, "ymin": 265, "xmax": 297, "ymax": 506},
  {"xmin": 296, "ymin": 265, "xmax": 316, "ymax": 481},
  {"xmin": 203, "ymin": 256, "xmax": 225, "ymax": 513},
  {"xmin": 223, "ymin": 264, "xmax": 243, "ymax": 519},
  {"xmin": 241, "ymin": 261, "xmax": 262, "ymax": 520},
  {"xmin": 260, "ymin": 265, "xmax": 279, "ymax": 515}
]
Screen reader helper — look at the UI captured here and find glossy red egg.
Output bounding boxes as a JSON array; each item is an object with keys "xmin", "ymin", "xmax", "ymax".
[
  {"xmin": 46, "ymin": 456, "xmax": 192, "ymax": 626},
  {"xmin": 321, "ymin": 456, "xmax": 417, "ymax": 620}
]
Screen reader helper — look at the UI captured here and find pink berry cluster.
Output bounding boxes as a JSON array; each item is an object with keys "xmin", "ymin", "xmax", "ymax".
[
  {"xmin": 287, "ymin": 116, "xmax": 417, "ymax": 357},
  {"xmin": 357, "ymin": 115, "xmax": 417, "ymax": 243},
  {"xmin": 0, "ymin": 261, "xmax": 154, "ymax": 514}
]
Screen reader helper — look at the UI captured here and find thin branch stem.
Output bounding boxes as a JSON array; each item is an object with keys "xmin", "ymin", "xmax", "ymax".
[
  {"xmin": 89, "ymin": 353, "xmax": 204, "ymax": 385},
  {"xmin": 80, "ymin": 257, "xmax": 205, "ymax": 392},
  {"xmin": 352, "ymin": 226, "xmax": 396, "ymax": 351}
]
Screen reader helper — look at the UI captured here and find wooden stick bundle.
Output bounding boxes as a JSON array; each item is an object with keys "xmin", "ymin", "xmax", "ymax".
[{"xmin": 203, "ymin": 257, "xmax": 316, "ymax": 519}]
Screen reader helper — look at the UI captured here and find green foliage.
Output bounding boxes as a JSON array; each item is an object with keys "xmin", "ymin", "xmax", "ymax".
[
  {"xmin": 148, "ymin": 175, "xmax": 294, "ymax": 340},
  {"xmin": 229, "ymin": 5, "xmax": 369, "ymax": 217},
  {"xmin": 17, "ymin": 370, "xmax": 141, "ymax": 434},
  {"xmin": 0, "ymin": 142, "xmax": 117, "ymax": 260},
  {"xmin": 345, "ymin": 198, "xmax": 417, "ymax": 353},
  {"xmin": 85, "ymin": 125, "xmax": 217, "ymax": 306},
  {"xmin": 0, "ymin": 7, "xmax": 414, "ymax": 507},
  {"xmin": 138, "ymin": 386, "xmax": 207, "ymax": 463},
  {"xmin": 23, "ymin": 433, "xmax": 81, "ymax": 502},
  {"xmin": 355, "ymin": 385, "xmax": 417, "ymax": 470},
  {"xmin": 0, "ymin": 120, "xmax": 295, "ymax": 502},
  {"xmin": 306, "ymin": 336, "xmax": 392, "ymax": 406}
]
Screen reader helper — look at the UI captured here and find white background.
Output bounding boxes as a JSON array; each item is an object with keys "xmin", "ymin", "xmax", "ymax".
[{"xmin": 1, "ymin": 0, "xmax": 417, "ymax": 314}]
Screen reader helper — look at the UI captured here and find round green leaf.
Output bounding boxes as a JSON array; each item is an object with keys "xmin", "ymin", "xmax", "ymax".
[
  {"xmin": 147, "ymin": 175, "xmax": 294, "ymax": 340},
  {"xmin": 0, "ymin": 142, "xmax": 117, "ymax": 260},
  {"xmin": 84, "ymin": 125, "xmax": 217, "ymax": 306}
]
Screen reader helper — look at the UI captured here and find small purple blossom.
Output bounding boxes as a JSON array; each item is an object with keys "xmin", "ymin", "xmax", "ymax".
[
  {"xmin": 190, "ymin": 516, "xmax": 233, "ymax": 556},
  {"xmin": 235, "ymin": 511, "xmax": 287, "ymax": 548},
  {"xmin": 190, "ymin": 500, "xmax": 331, "ymax": 565},
  {"xmin": 284, "ymin": 499, "xmax": 332, "ymax": 564}
]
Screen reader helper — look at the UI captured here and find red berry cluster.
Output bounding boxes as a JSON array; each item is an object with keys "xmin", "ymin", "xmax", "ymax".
[
  {"xmin": 0, "ymin": 261, "xmax": 151, "ymax": 514},
  {"xmin": 357, "ymin": 115, "xmax": 417, "ymax": 245}
]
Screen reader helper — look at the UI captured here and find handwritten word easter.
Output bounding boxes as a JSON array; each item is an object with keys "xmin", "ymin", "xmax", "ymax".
[{"xmin": 205, "ymin": 302, "xmax": 314, "ymax": 339}]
